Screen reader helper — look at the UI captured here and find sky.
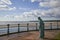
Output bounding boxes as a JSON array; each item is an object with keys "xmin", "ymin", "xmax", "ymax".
[{"xmin": 0, "ymin": 0, "xmax": 60, "ymax": 21}]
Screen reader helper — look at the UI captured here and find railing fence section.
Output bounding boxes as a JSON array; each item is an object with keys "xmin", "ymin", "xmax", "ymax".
[{"xmin": 0, "ymin": 20, "xmax": 60, "ymax": 36}]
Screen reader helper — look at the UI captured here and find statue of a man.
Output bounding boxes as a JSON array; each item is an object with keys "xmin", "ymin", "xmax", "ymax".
[{"xmin": 38, "ymin": 17, "xmax": 44, "ymax": 39}]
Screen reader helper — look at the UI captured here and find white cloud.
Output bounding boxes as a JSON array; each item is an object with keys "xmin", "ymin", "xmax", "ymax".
[
  {"xmin": 0, "ymin": 5, "xmax": 7, "ymax": 7},
  {"xmin": 0, "ymin": 6, "xmax": 16, "ymax": 10},
  {"xmin": 39, "ymin": 0, "xmax": 60, "ymax": 8},
  {"xmin": 19, "ymin": 7, "xmax": 60, "ymax": 20},
  {"xmin": 31, "ymin": 0, "xmax": 60, "ymax": 8},
  {"xmin": 31, "ymin": 0, "xmax": 42, "ymax": 2},
  {"xmin": 3, "ymin": 14, "xmax": 31, "ymax": 21},
  {"xmin": 19, "ymin": 7, "xmax": 31, "ymax": 11},
  {"xmin": 31, "ymin": 0, "xmax": 35, "ymax": 2},
  {"xmin": 30, "ymin": 0, "xmax": 60, "ymax": 20},
  {"xmin": 0, "ymin": 1, "xmax": 4, "ymax": 4},
  {"xmin": 0, "ymin": 0, "xmax": 16, "ymax": 11},
  {"xmin": 1, "ymin": 7, "xmax": 60, "ymax": 21},
  {"xmin": 0, "ymin": 0, "xmax": 60, "ymax": 21},
  {"xmin": 8, "ymin": 7, "xmax": 16, "ymax": 11},
  {"xmin": 1, "ymin": 0, "xmax": 12, "ymax": 5}
]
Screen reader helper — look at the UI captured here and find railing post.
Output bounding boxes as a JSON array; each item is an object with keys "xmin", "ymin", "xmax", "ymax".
[
  {"xmin": 57, "ymin": 21, "xmax": 58, "ymax": 30},
  {"xmin": 36, "ymin": 23, "xmax": 38, "ymax": 31},
  {"xmin": 27, "ymin": 23, "xmax": 29, "ymax": 32},
  {"xmin": 7, "ymin": 24, "xmax": 9, "ymax": 35},
  {"xmin": 50, "ymin": 23, "xmax": 52, "ymax": 30},
  {"xmin": 18, "ymin": 24, "xmax": 20, "ymax": 33}
]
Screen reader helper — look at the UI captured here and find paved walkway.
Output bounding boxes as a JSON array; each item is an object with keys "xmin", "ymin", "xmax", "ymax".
[{"xmin": 0, "ymin": 30, "xmax": 60, "ymax": 40}]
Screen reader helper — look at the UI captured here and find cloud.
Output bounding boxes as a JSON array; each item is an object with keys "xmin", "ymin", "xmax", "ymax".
[
  {"xmin": 31, "ymin": 0, "xmax": 35, "ymax": 2},
  {"xmin": 28, "ymin": 0, "xmax": 60, "ymax": 19},
  {"xmin": 1, "ymin": 0, "xmax": 12, "ymax": 5},
  {"xmin": 30, "ymin": 0, "xmax": 60, "ymax": 8},
  {"xmin": 0, "ymin": 0, "xmax": 16, "ymax": 11},
  {"xmin": 39, "ymin": 0, "xmax": 60, "ymax": 8},
  {"xmin": 0, "ymin": 6, "xmax": 16, "ymax": 10},
  {"xmin": 19, "ymin": 7, "xmax": 60, "ymax": 20},
  {"xmin": 31, "ymin": 0, "xmax": 42, "ymax": 2},
  {"xmin": 8, "ymin": 7, "xmax": 16, "ymax": 11},
  {"xmin": 1, "ymin": 7, "xmax": 60, "ymax": 21},
  {"xmin": 7, "ymin": 0, "xmax": 60, "ymax": 21},
  {"xmin": 0, "ymin": 5, "xmax": 7, "ymax": 7},
  {"xmin": 19, "ymin": 7, "xmax": 31, "ymax": 11},
  {"xmin": 0, "ymin": 0, "xmax": 60, "ymax": 21},
  {"xmin": 2, "ymin": 14, "xmax": 30, "ymax": 21}
]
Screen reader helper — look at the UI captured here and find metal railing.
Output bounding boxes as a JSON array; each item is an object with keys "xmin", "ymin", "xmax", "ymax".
[
  {"xmin": 0, "ymin": 23, "xmax": 38, "ymax": 36},
  {"xmin": 0, "ymin": 20, "xmax": 60, "ymax": 36},
  {"xmin": 44, "ymin": 20, "xmax": 60, "ymax": 30}
]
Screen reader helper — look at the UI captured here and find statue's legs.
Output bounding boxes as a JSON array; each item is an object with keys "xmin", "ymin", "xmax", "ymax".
[
  {"xmin": 40, "ymin": 29, "xmax": 44, "ymax": 38},
  {"xmin": 40, "ymin": 24, "xmax": 44, "ymax": 39}
]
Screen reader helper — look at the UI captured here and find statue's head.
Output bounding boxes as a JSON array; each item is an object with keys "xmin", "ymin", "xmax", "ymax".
[{"xmin": 38, "ymin": 17, "xmax": 41, "ymax": 20}]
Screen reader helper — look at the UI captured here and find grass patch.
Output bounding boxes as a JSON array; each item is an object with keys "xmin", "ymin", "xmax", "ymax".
[{"xmin": 55, "ymin": 32, "xmax": 60, "ymax": 40}]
